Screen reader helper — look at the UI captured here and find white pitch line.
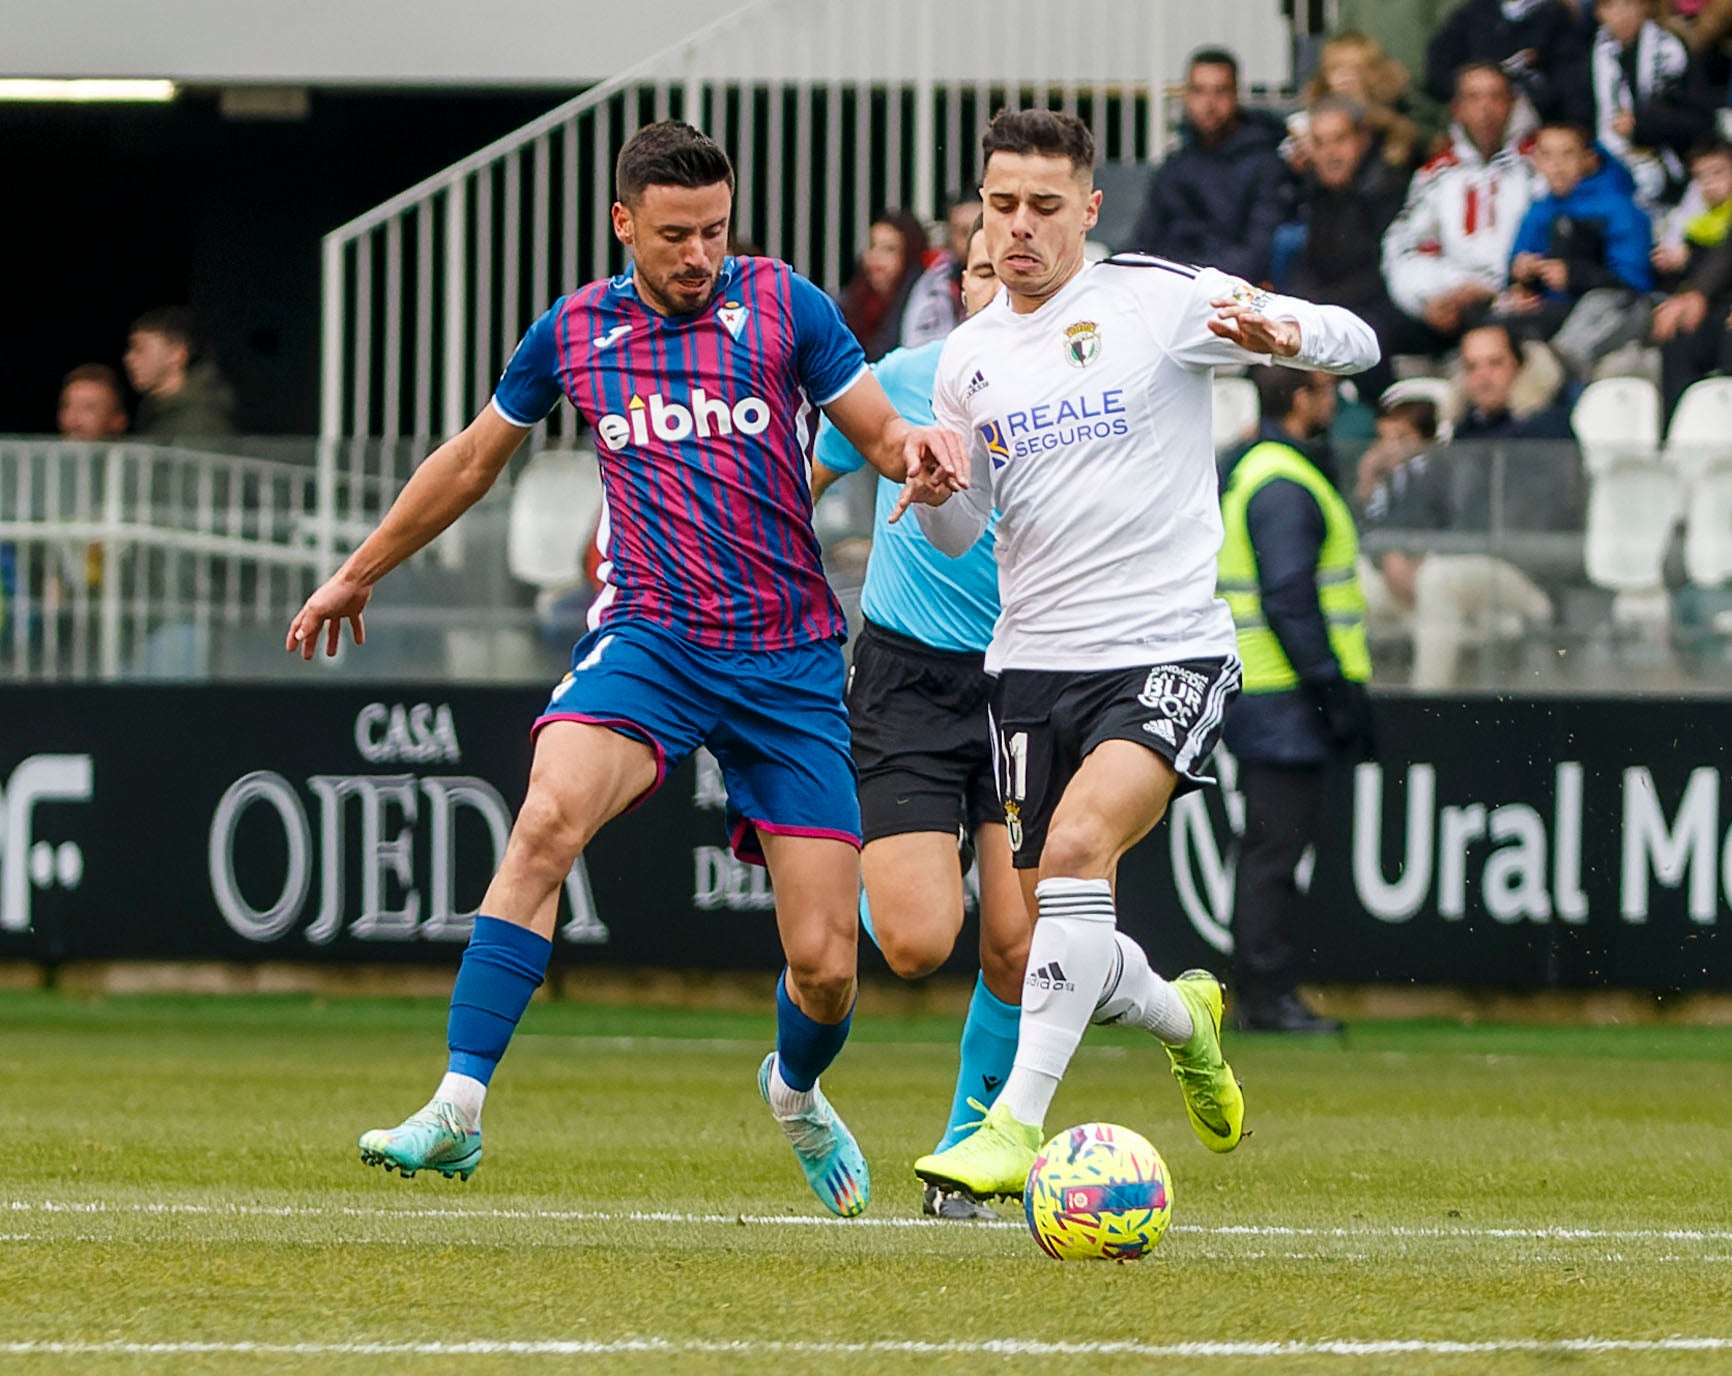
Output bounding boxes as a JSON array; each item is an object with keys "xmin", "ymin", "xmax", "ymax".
[
  {"xmin": 3, "ymin": 1338, "xmax": 1732, "ymax": 1359},
  {"xmin": 7, "ymin": 1200, "xmax": 1732, "ymax": 1244}
]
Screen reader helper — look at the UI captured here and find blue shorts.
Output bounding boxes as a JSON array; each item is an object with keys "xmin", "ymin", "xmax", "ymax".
[{"xmin": 534, "ymin": 618, "xmax": 861, "ymax": 866}]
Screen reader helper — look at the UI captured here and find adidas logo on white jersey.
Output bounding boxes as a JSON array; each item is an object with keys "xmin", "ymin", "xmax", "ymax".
[{"xmin": 962, "ymin": 369, "xmax": 990, "ymax": 400}]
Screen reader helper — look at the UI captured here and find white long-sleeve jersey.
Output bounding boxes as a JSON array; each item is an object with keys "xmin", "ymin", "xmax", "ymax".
[
  {"xmin": 1380, "ymin": 125, "xmax": 1539, "ymax": 319},
  {"xmin": 918, "ymin": 254, "xmax": 1380, "ymax": 674}
]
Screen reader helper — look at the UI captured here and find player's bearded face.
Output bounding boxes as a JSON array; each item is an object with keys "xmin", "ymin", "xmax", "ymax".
[
  {"xmin": 615, "ymin": 181, "xmax": 733, "ymax": 316},
  {"xmin": 980, "ymin": 153, "xmax": 1100, "ymax": 306}
]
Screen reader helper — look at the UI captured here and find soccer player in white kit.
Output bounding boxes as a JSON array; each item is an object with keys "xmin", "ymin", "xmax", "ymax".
[{"xmin": 902, "ymin": 109, "xmax": 1380, "ymax": 1200}]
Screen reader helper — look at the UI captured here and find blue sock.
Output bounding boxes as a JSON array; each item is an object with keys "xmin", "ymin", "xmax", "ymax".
[
  {"xmin": 936, "ymin": 974, "xmax": 1021, "ymax": 1151},
  {"xmin": 774, "ymin": 969, "xmax": 852, "ymax": 1092},
  {"xmin": 446, "ymin": 915, "xmax": 553, "ymax": 1085}
]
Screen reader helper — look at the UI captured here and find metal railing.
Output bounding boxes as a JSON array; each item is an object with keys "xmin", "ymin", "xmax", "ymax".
[
  {"xmin": 318, "ymin": 0, "xmax": 1293, "ymax": 461},
  {"xmin": 1, "ymin": 440, "xmax": 343, "ymax": 681}
]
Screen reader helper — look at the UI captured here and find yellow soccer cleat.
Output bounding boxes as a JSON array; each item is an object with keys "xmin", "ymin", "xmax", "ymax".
[
  {"xmin": 1164, "ymin": 970, "xmax": 1246, "ymax": 1153},
  {"xmin": 913, "ymin": 1100, "xmax": 1043, "ymax": 1201}
]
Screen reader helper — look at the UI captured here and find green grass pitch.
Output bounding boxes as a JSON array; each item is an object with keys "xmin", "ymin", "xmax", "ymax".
[{"xmin": 3, "ymin": 990, "xmax": 1730, "ymax": 1374}]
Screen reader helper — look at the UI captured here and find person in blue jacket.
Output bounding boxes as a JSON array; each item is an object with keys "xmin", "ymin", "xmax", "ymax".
[{"xmin": 1498, "ymin": 120, "xmax": 1653, "ymax": 376}]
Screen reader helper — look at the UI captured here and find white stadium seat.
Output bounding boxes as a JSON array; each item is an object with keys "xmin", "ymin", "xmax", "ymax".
[
  {"xmin": 507, "ymin": 447, "xmax": 603, "ymax": 592},
  {"xmin": 1667, "ymin": 378, "xmax": 1732, "ymax": 586},
  {"xmin": 1211, "ymin": 374, "xmax": 1259, "ymax": 452},
  {"xmin": 1571, "ymin": 376, "xmax": 1661, "ymax": 477},
  {"xmin": 1574, "ymin": 378, "xmax": 1676, "ymax": 621}
]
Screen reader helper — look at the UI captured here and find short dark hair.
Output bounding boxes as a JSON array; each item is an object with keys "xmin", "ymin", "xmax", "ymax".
[
  {"xmin": 1462, "ymin": 321, "xmax": 1520, "ymax": 360},
  {"xmin": 1377, "ymin": 397, "xmax": 1439, "ymax": 441},
  {"xmin": 1535, "ymin": 119, "xmax": 1591, "ymax": 148},
  {"xmin": 1249, "ymin": 365, "xmax": 1328, "ymax": 422},
  {"xmin": 968, "ymin": 213, "xmax": 984, "ymax": 239},
  {"xmin": 615, "ymin": 120, "xmax": 735, "ymax": 207},
  {"xmin": 129, "ymin": 306, "xmax": 203, "ymax": 362},
  {"xmin": 1689, "ymin": 136, "xmax": 1732, "ymax": 165},
  {"xmin": 1188, "ymin": 47, "xmax": 1240, "ymax": 84},
  {"xmin": 1454, "ymin": 61, "xmax": 1514, "ymax": 97},
  {"xmin": 980, "ymin": 107, "xmax": 1096, "ymax": 176},
  {"xmin": 62, "ymin": 363, "xmax": 124, "ymax": 400}
]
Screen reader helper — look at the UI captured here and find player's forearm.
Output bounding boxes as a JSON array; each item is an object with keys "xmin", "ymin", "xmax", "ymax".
[
  {"xmin": 859, "ymin": 416, "xmax": 918, "ymax": 483},
  {"xmin": 914, "ymin": 485, "xmax": 989, "ymax": 557},
  {"xmin": 339, "ymin": 434, "xmax": 498, "ymax": 587},
  {"xmin": 810, "ymin": 461, "xmax": 846, "ymax": 501},
  {"xmin": 1273, "ymin": 297, "xmax": 1383, "ymax": 375}
]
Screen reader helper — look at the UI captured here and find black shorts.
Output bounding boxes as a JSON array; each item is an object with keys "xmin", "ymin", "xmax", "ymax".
[
  {"xmin": 989, "ymin": 656, "xmax": 1242, "ymax": 869},
  {"xmin": 847, "ymin": 621, "xmax": 1001, "ymax": 844}
]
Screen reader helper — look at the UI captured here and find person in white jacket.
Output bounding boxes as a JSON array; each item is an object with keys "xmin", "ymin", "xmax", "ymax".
[{"xmin": 1382, "ymin": 61, "xmax": 1539, "ymax": 342}]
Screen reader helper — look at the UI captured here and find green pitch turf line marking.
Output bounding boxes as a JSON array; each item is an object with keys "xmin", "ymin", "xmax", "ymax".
[
  {"xmin": 4, "ymin": 1339, "xmax": 1732, "ymax": 1358},
  {"xmin": 10, "ymin": 1200, "xmax": 1732, "ymax": 1243}
]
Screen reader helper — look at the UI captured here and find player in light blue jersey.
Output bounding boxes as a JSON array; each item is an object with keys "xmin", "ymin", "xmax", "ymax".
[{"xmin": 812, "ymin": 222, "xmax": 1029, "ymax": 1219}]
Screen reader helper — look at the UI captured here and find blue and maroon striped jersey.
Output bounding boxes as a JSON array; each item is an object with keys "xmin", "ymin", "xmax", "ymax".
[{"xmin": 492, "ymin": 256, "xmax": 868, "ymax": 651}]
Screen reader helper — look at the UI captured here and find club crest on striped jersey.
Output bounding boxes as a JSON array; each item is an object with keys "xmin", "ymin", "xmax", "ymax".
[
  {"xmin": 716, "ymin": 299, "xmax": 750, "ymax": 340},
  {"xmin": 1063, "ymin": 319, "xmax": 1101, "ymax": 368},
  {"xmin": 979, "ymin": 419, "xmax": 1012, "ymax": 470}
]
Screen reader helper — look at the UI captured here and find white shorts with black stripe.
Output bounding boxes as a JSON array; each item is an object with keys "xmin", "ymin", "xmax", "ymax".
[{"xmin": 987, "ymin": 656, "xmax": 1242, "ymax": 869}]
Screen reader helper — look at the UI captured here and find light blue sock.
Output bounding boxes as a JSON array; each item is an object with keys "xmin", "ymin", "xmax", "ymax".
[
  {"xmin": 446, "ymin": 915, "xmax": 552, "ymax": 1085},
  {"xmin": 935, "ymin": 973, "xmax": 1021, "ymax": 1151},
  {"xmin": 857, "ymin": 886, "xmax": 878, "ymax": 950}
]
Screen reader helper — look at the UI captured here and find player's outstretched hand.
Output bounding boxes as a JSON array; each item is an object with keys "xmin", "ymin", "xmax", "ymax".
[
  {"xmin": 1209, "ymin": 296, "xmax": 1301, "ymax": 358},
  {"xmin": 286, "ymin": 574, "xmax": 371, "ymax": 661},
  {"xmin": 887, "ymin": 424, "xmax": 969, "ymax": 525}
]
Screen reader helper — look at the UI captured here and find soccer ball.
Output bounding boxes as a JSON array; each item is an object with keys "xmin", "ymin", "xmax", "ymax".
[{"xmin": 1023, "ymin": 1122, "xmax": 1172, "ymax": 1261}]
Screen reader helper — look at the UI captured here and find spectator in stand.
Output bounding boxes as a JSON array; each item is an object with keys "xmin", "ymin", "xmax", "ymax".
[
  {"xmin": 839, "ymin": 209, "xmax": 939, "ymax": 360},
  {"xmin": 124, "ymin": 307, "xmax": 238, "ymax": 441},
  {"xmin": 1660, "ymin": 0, "xmax": 1732, "ymax": 80},
  {"xmin": 1653, "ymin": 137, "xmax": 1732, "ymax": 287},
  {"xmin": 1588, "ymin": 0, "xmax": 1717, "ymax": 209},
  {"xmin": 1651, "ymin": 215, "xmax": 1732, "ymax": 415},
  {"xmin": 1425, "ymin": 0, "xmax": 1583, "ymax": 118},
  {"xmin": 899, "ymin": 193, "xmax": 980, "ymax": 350},
  {"xmin": 1291, "ymin": 97, "xmax": 1413, "ymax": 399},
  {"xmin": 0, "ymin": 365, "xmax": 129, "ymax": 637},
  {"xmin": 1289, "ymin": 31, "xmax": 1423, "ymax": 172},
  {"xmin": 55, "ymin": 365, "xmax": 125, "ymax": 603},
  {"xmin": 1383, "ymin": 63, "xmax": 1540, "ymax": 348},
  {"xmin": 1361, "ymin": 323, "xmax": 1579, "ymax": 688},
  {"xmin": 1335, "ymin": 0, "xmax": 1468, "ymax": 115},
  {"xmin": 1497, "ymin": 120, "xmax": 1653, "ymax": 375},
  {"xmin": 1129, "ymin": 47, "xmax": 1291, "ymax": 282},
  {"xmin": 57, "ymin": 364, "xmax": 128, "ymax": 441},
  {"xmin": 1356, "ymin": 394, "xmax": 1442, "ymax": 510}
]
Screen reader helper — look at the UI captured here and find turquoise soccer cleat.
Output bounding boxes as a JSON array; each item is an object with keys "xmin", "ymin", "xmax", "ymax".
[
  {"xmin": 358, "ymin": 1099, "xmax": 482, "ymax": 1180},
  {"xmin": 758, "ymin": 1053, "xmax": 871, "ymax": 1218}
]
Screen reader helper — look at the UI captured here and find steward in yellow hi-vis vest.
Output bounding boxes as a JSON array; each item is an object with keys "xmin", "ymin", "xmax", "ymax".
[{"xmin": 1215, "ymin": 369, "xmax": 1375, "ymax": 1034}]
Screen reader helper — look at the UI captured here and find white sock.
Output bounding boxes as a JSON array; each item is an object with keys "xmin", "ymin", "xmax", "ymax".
[
  {"xmin": 767, "ymin": 1057, "xmax": 817, "ymax": 1116},
  {"xmin": 995, "ymin": 878, "xmax": 1118, "ymax": 1127},
  {"xmin": 1092, "ymin": 932, "xmax": 1194, "ymax": 1045},
  {"xmin": 436, "ymin": 1072, "xmax": 487, "ymax": 1131}
]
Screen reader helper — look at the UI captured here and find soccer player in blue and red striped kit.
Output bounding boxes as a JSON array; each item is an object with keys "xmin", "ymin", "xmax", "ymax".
[{"xmin": 287, "ymin": 121, "xmax": 967, "ymax": 1216}]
